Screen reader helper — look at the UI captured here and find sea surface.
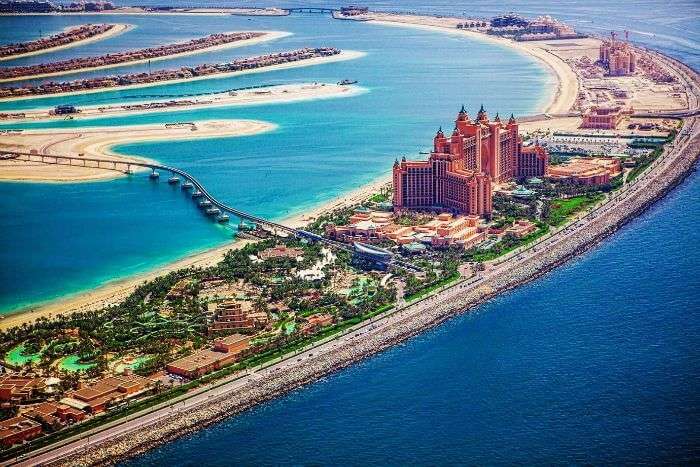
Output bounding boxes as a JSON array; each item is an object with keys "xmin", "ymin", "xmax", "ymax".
[
  {"xmin": 0, "ymin": 11, "xmax": 550, "ymax": 312},
  {"xmin": 0, "ymin": 0, "xmax": 699, "ymax": 464},
  {"xmin": 128, "ymin": 169, "xmax": 700, "ymax": 465}
]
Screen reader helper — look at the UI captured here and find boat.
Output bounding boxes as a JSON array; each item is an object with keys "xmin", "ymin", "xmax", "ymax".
[
  {"xmin": 149, "ymin": 171, "xmax": 160, "ymax": 179},
  {"xmin": 216, "ymin": 214, "xmax": 230, "ymax": 223},
  {"xmin": 205, "ymin": 207, "xmax": 221, "ymax": 216},
  {"xmin": 181, "ymin": 181, "xmax": 194, "ymax": 190},
  {"xmin": 199, "ymin": 200, "xmax": 212, "ymax": 208},
  {"xmin": 191, "ymin": 190, "xmax": 204, "ymax": 198},
  {"xmin": 168, "ymin": 176, "xmax": 180, "ymax": 184},
  {"xmin": 338, "ymin": 79, "xmax": 358, "ymax": 85}
]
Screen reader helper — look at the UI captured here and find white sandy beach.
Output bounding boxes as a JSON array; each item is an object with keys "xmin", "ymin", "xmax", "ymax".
[
  {"xmin": 0, "ymin": 119, "xmax": 276, "ymax": 182},
  {"xmin": 0, "ymin": 82, "xmax": 365, "ymax": 123}
]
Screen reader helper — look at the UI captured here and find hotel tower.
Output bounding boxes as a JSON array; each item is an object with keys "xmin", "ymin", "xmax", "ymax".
[{"xmin": 393, "ymin": 106, "xmax": 547, "ymax": 216}]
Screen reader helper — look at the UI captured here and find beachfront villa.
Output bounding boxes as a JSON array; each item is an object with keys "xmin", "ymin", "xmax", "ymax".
[{"xmin": 393, "ymin": 107, "xmax": 548, "ymax": 216}]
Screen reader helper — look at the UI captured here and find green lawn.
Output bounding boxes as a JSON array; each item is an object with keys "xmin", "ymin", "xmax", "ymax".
[
  {"xmin": 469, "ymin": 225, "xmax": 550, "ymax": 262},
  {"xmin": 546, "ymin": 195, "xmax": 603, "ymax": 226}
]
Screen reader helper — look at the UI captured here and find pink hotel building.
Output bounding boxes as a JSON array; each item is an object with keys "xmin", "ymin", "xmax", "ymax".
[{"xmin": 393, "ymin": 106, "xmax": 548, "ymax": 216}]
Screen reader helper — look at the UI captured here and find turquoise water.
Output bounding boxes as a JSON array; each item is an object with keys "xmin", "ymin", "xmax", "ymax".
[
  {"xmin": 58, "ymin": 354, "xmax": 96, "ymax": 372},
  {"xmin": 0, "ymin": 14, "xmax": 550, "ymax": 313},
  {"xmin": 1, "ymin": 1, "xmax": 698, "ymax": 464}
]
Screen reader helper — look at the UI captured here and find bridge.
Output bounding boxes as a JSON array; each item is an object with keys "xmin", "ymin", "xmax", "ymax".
[
  {"xmin": 3, "ymin": 150, "xmax": 422, "ymax": 273},
  {"xmin": 287, "ymin": 7, "xmax": 336, "ymax": 14}
]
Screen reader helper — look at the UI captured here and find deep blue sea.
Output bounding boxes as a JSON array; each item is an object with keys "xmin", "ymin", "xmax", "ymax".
[{"xmin": 1, "ymin": 0, "xmax": 699, "ymax": 464}]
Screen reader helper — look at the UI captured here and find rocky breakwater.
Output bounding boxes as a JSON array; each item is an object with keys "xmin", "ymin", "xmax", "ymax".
[{"xmin": 50, "ymin": 114, "xmax": 700, "ymax": 466}]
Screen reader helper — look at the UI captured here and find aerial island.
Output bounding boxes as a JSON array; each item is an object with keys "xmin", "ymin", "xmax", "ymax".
[
  {"xmin": 0, "ymin": 4, "xmax": 698, "ymax": 465},
  {"xmin": 0, "ymin": 23, "xmax": 129, "ymax": 61},
  {"xmin": 0, "ymin": 31, "xmax": 291, "ymax": 82}
]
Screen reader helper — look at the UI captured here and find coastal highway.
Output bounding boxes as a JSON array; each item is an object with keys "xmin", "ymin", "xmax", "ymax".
[{"xmin": 8, "ymin": 113, "xmax": 699, "ymax": 467}]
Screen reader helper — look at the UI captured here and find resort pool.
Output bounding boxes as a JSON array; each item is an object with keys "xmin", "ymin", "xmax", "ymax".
[
  {"xmin": 58, "ymin": 355, "xmax": 97, "ymax": 372},
  {"xmin": 4, "ymin": 343, "xmax": 42, "ymax": 367}
]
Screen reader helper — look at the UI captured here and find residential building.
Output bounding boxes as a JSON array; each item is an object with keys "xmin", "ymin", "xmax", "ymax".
[
  {"xmin": 0, "ymin": 416, "xmax": 42, "ymax": 447},
  {"xmin": 61, "ymin": 375, "xmax": 151, "ymax": 414},
  {"xmin": 599, "ymin": 32, "xmax": 637, "ymax": 76},
  {"xmin": 581, "ymin": 106, "xmax": 626, "ymax": 130}
]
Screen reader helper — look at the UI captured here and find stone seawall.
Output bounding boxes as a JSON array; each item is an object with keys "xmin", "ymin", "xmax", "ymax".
[{"xmin": 51, "ymin": 116, "xmax": 699, "ymax": 466}]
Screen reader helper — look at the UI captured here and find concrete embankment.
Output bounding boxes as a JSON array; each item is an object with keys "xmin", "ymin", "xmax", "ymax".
[{"xmin": 49, "ymin": 115, "xmax": 700, "ymax": 467}]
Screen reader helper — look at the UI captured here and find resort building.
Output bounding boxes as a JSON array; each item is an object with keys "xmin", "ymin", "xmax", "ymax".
[
  {"xmin": 393, "ymin": 107, "xmax": 548, "ymax": 215},
  {"xmin": 0, "ymin": 375, "xmax": 45, "ymax": 403},
  {"xmin": 208, "ymin": 300, "xmax": 268, "ymax": 333},
  {"xmin": 504, "ymin": 219, "xmax": 538, "ymax": 238},
  {"xmin": 301, "ymin": 314, "xmax": 334, "ymax": 335},
  {"xmin": 548, "ymin": 157, "xmax": 622, "ymax": 185},
  {"xmin": 25, "ymin": 402, "xmax": 86, "ymax": 429},
  {"xmin": 167, "ymin": 334, "xmax": 250, "ymax": 379},
  {"xmin": 581, "ymin": 106, "xmax": 627, "ymax": 130},
  {"xmin": 61, "ymin": 375, "xmax": 152, "ymax": 414},
  {"xmin": 0, "ymin": 416, "xmax": 42, "ymax": 447},
  {"xmin": 213, "ymin": 334, "xmax": 251, "ymax": 354},
  {"xmin": 326, "ymin": 210, "xmax": 487, "ymax": 250},
  {"xmin": 516, "ymin": 145, "xmax": 549, "ymax": 178},
  {"xmin": 599, "ymin": 32, "xmax": 637, "ymax": 76},
  {"xmin": 259, "ymin": 246, "xmax": 304, "ymax": 260}
]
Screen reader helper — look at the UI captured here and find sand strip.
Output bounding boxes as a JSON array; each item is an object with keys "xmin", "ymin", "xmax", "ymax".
[
  {"xmin": 0, "ymin": 50, "xmax": 366, "ymax": 102},
  {"xmin": 0, "ymin": 82, "xmax": 365, "ymax": 123},
  {"xmin": 0, "ymin": 119, "xmax": 276, "ymax": 183}
]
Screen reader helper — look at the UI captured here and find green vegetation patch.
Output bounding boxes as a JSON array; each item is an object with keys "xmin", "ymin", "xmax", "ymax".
[{"xmin": 546, "ymin": 194, "xmax": 603, "ymax": 227}]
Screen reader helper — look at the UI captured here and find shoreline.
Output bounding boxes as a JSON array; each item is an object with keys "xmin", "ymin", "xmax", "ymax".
[
  {"xmin": 0, "ymin": 50, "xmax": 366, "ymax": 103},
  {"xmin": 0, "ymin": 82, "xmax": 365, "ymax": 123},
  {"xmin": 36, "ymin": 113, "xmax": 700, "ymax": 467},
  {"xmin": 0, "ymin": 170, "xmax": 389, "ymax": 328},
  {"xmin": 0, "ymin": 31, "xmax": 292, "ymax": 83},
  {"xmin": 0, "ymin": 14, "xmax": 572, "ymax": 325},
  {"xmin": 0, "ymin": 119, "xmax": 276, "ymax": 184},
  {"xmin": 0, "ymin": 23, "xmax": 132, "ymax": 62},
  {"xmin": 364, "ymin": 17, "xmax": 577, "ymax": 114},
  {"xmin": 0, "ymin": 16, "xmax": 571, "ymax": 326},
  {"xmin": 2, "ymin": 11, "xmax": 700, "ymax": 465}
]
